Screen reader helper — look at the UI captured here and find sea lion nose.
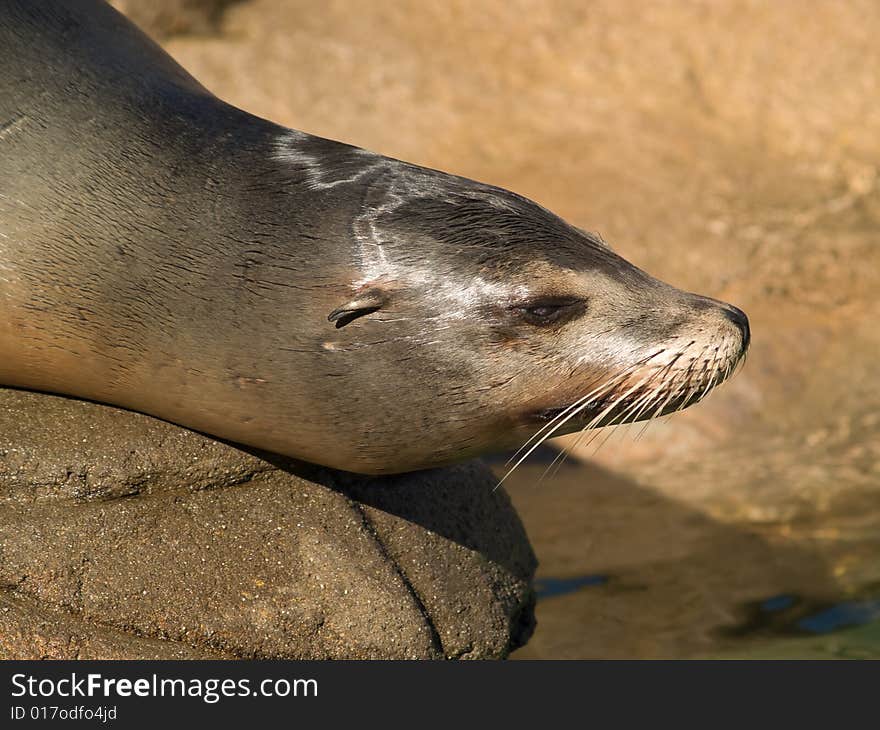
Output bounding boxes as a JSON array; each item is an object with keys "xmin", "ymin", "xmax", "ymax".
[{"xmin": 723, "ymin": 305, "xmax": 751, "ymax": 350}]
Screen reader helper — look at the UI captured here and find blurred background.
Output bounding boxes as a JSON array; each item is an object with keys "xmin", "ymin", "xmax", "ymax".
[{"xmin": 114, "ymin": 0, "xmax": 880, "ymax": 658}]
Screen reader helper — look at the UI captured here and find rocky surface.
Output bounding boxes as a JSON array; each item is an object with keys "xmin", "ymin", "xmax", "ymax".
[{"xmin": 0, "ymin": 389, "xmax": 536, "ymax": 659}]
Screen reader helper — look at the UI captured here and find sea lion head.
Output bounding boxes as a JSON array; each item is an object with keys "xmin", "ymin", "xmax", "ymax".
[{"xmin": 297, "ymin": 140, "xmax": 750, "ymax": 473}]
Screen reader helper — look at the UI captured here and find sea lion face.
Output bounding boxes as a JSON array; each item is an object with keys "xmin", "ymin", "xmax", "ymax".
[{"xmin": 319, "ymin": 160, "xmax": 750, "ymax": 472}]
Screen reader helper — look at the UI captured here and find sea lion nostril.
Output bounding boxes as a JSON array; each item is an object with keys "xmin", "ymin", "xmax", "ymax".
[{"xmin": 723, "ymin": 306, "xmax": 751, "ymax": 348}]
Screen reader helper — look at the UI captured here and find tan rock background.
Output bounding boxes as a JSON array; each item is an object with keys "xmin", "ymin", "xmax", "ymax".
[{"xmin": 101, "ymin": 0, "xmax": 880, "ymax": 658}]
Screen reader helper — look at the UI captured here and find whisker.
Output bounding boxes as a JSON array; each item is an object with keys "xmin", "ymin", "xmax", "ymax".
[
  {"xmin": 495, "ymin": 375, "xmax": 626, "ymax": 487},
  {"xmin": 538, "ymin": 437, "xmax": 575, "ymax": 483},
  {"xmin": 576, "ymin": 367, "xmax": 667, "ymax": 456},
  {"xmin": 630, "ymin": 353, "xmax": 686, "ymax": 440},
  {"xmin": 542, "ymin": 383, "xmax": 656, "ymax": 481},
  {"xmin": 496, "ymin": 355, "xmax": 664, "ymax": 487},
  {"xmin": 504, "ymin": 368, "xmax": 631, "ymax": 466},
  {"xmin": 594, "ymin": 385, "xmax": 663, "ymax": 454},
  {"xmin": 500, "ymin": 334, "xmax": 745, "ymax": 488},
  {"xmin": 694, "ymin": 347, "xmax": 720, "ymax": 405}
]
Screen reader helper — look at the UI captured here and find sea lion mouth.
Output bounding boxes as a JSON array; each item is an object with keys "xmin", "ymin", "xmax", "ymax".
[
  {"xmin": 526, "ymin": 339, "xmax": 749, "ymax": 434},
  {"xmin": 533, "ymin": 387, "xmax": 704, "ymax": 428},
  {"xmin": 499, "ymin": 346, "xmax": 746, "ymax": 485}
]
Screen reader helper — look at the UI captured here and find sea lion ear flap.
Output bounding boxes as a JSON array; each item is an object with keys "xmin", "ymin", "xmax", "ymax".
[{"xmin": 327, "ymin": 288, "xmax": 389, "ymax": 328}]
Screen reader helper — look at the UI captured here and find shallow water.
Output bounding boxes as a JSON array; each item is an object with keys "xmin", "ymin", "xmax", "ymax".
[{"xmin": 498, "ymin": 427, "xmax": 880, "ymax": 659}]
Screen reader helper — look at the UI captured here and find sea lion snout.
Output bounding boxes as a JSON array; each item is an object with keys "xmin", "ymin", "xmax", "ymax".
[
  {"xmin": 722, "ymin": 304, "xmax": 751, "ymax": 350},
  {"xmin": 674, "ymin": 292, "xmax": 751, "ymax": 354},
  {"xmin": 508, "ymin": 278, "xmax": 752, "ymax": 438}
]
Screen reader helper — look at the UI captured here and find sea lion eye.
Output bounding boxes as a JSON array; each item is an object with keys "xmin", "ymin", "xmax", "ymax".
[
  {"xmin": 515, "ymin": 297, "xmax": 585, "ymax": 326},
  {"xmin": 527, "ymin": 305, "xmax": 560, "ymax": 318}
]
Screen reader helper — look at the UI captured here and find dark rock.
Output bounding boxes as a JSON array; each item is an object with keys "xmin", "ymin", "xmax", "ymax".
[{"xmin": 0, "ymin": 389, "xmax": 535, "ymax": 659}]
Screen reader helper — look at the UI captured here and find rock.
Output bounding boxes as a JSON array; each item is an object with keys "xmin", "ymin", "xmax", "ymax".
[{"xmin": 0, "ymin": 389, "xmax": 536, "ymax": 659}]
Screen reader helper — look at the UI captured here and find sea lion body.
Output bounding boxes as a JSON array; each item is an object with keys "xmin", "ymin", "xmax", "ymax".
[{"xmin": 0, "ymin": 1, "xmax": 749, "ymax": 474}]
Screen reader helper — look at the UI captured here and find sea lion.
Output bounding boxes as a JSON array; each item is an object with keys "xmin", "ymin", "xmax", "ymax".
[{"xmin": 0, "ymin": 0, "xmax": 749, "ymax": 475}]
